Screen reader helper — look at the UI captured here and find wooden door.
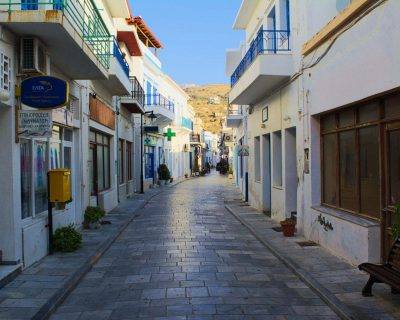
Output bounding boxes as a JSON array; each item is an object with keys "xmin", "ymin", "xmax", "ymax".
[{"xmin": 382, "ymin": 121, "xmax": 400, "ymax": 259}]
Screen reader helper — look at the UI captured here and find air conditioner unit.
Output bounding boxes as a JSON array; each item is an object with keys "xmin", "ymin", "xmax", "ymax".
[{"xmin": 20, "ymin": 38, "xmax": 47, "ymax": 74}]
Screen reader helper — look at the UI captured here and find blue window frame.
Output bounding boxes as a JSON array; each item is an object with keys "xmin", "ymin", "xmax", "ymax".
[
  {"xmin": 53, "ymin": 0, "xmax": 63, "ymax": 10},
  {"xmin": 21, "ymin": 0, "xmax": 38, "ymax": 10},
  {"xmin": 286, "ymin": 0, "xmax": 291, "ymax": 32},
  {"xmin": 145, "ymin": 146, "xmax": 155, "ymax": 179},
  {"xmin": 146, "ymin": 81, "xmax": 152, "ymax": 105}
]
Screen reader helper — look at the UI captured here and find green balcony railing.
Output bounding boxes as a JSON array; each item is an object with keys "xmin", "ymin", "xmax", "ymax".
[{"xmin": 0, "ymin": 0, "xmax": 111, "ymax": 69}]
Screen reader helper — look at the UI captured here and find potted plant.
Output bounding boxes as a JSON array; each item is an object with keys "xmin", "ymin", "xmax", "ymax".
[
  {"xmin": 53, "ymin": 224, "xmax": 82, "ymax": 252},
  {"xmin": 392, "ymin": 204, "xmax": 400, "ymax": 240},
  {"xmin": 84, "ymin": 206, "xmax": 105, "ymax": 229},
  {"xmin": 158, "ymin": 164, "xmax": 171, "ymax": 185},
  {"xmin": 280, "ymin": 218, "xmax": 296, "ymax": 237},
  {"xmin": 193, "ymin": 161, "xmax": 200, "ymax": 176}
]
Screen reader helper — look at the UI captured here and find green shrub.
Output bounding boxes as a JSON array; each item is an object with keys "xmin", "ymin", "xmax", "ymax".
[
  {"xmin": 84, "ymin": 206, "xmax": 105, "ymax": 224},
  {"xmin": 53, "ymin": 225, "xmax": 82, "ymax": 252},
  {"xmin": 158, "ymin": 164, "xmax": 171, "ymax": 180}
]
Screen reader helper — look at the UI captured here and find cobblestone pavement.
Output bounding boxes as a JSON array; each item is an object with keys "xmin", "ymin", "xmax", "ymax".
[{"xmin": 51, "ymin": 173, "xmax": 340, "ymax": 320}]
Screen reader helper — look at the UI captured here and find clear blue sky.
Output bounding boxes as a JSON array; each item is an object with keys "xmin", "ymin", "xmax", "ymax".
[{"xmin": 130, "ymin": 0, "xmax": 244, "ymax": 85}]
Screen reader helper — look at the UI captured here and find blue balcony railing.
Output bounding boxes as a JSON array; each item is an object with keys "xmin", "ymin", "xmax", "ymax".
[
  {"xmin": 0, "ymin": 0, "xmax": 112, "ymax": 69},
  {"xmin": 231, "ymin": 29, "xmax": 290, "ymax": 87},
  {"xmin": 145, "ymin": 93, "xmax": 175, "ymax": 113},
  {"xmin": 181, "ymin": 117, "xmax": 193, "ymax": 130},
  {"xmin": 113, "ymin": 38, "xmax": 130, "ymax": 77}
]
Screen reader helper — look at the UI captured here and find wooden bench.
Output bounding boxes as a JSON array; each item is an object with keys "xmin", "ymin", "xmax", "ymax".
[{"xmin": 358, "ymin": 238, "xmax": 400, "ymax": 296}]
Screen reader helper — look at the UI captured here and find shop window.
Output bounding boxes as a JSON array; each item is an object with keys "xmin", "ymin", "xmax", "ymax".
[
  {"xmin": 34, "ymin": 141, "xmax": 48, "ymax": 215},
  {"xmin": 20, "ymin": 125, "xmax": 74, "ymax": 218},
  {"xmin": 322, "ymin": 134, "xmax": 338, "ymax": 206},
  {"xmin": 359, "ymin": 126, "xmax": 380, "ymax": 216},
  {"xmin": 385, "ymin": 93, "xmax": 400, "ymax": 119},
  {"xmin": 90, "ymin": 130, "xmax": 110, "ymax": 192},
  {"xmin": 320, "ymin": 94, "xmax": 400, "ymax": 219},
  {"xmin": 273, "ymin": 131, "xmax": 282, "ymax": 187},
  {"xmin": 20, "ymin": 140, "xmax": 32, "ymax": 219}
]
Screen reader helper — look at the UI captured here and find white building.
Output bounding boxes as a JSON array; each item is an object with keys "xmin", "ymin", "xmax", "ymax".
[
  {"xmin": 226, "ymin": 0, "xmax": 298, "ymax": 219},
  {"xmin": 0, "ymin": 0, "xmax": 144, "ymax": 271},
  {"xmin": 226, "ymin": 0, "xmax": 400, "ymax": 265},
  {"xmin": 129, "ymin": 17, "xmax": 194, "ymax": 188}
]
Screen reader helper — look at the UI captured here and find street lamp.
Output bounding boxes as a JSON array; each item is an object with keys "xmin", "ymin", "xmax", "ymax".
[{"xmin": 140, "ymin": 111, "xmax": 157, "ymax": 193}]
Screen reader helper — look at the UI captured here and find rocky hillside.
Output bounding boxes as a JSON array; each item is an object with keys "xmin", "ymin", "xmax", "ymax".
[{"xmin": 183, "ymin": 84, "xmax": 229, "ymax": 134}]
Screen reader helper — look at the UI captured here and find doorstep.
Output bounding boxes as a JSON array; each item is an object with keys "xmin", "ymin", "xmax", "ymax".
[
  {"xmin": 0, "ymin": 183, "xmax": 184, "ymax": 320},
  {"xmin": 223, "ymin": 186, "xmax": 400, "ymax": 320},
  {"xmin": 0, "ymin": 265, "xmax": 22, "ymax": 290}
]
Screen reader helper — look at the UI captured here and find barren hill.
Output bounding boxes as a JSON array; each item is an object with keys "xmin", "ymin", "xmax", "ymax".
[{"xmin": 183, "ymin": 84, "xmax": 229, "ymax": 134}]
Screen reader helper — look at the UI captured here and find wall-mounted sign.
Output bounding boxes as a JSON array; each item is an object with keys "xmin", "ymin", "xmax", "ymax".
[
  {"xmin": 144, "ymin": 126, "xmax": 159, "ymax": 133},
  {"xmin": 18, "ymin": 109, "xmax": 52, "ymax": 138},
  {"xmin": 262, "ymin": 106, "xmax": 269, "ymax": 122},
  {"xmin": 21, "ymin": 76, "xmax": 69, "ymax": 109},
  {"xmin": 238, "ymin": 145, "xmax": 250, "ymax": 156}
]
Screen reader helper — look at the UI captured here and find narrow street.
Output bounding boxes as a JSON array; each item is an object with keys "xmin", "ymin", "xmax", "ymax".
[{"xmin": 51, "ymin": 174, "xmax": 337, "ymax": 320}]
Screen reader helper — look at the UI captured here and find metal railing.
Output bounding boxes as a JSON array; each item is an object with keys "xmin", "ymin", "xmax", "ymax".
[
  {"xmin": 125, "ymin": 76, "xmax": 144, "ymax": 107},
  {"xmin": 113, "ymin": 37, "xmax": 129, "ymax": 77},
  {"xmin": 231, "ymin": 29, "xmax": 290, "ymax": 87},
  {"xmin": 181, "ymin": 117, "xmax": 193, "ymax": 130},
  {"xmin": 227, "ymin": 105, "xmax": 243, "ymax": 116},
  {"xmin": 145, "ymin": 93, "xmax": 175, "ymax": 113},
  {"xmin": 0, "ymin": 0, "xmax": 111, "ymax": 69}
]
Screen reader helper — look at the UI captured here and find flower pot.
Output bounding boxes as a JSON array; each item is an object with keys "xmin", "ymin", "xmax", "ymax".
[{"xmin": 280, "ymin": 220, "xmax": 296, "ymax": 237}]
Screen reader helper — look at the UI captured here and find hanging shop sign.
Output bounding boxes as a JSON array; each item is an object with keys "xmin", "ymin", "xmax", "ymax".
[
  {"xmin": 18, "ymin": 109, "xmax": 53, "ymax": 138},
  {"xmin": 21, "ymin": 76, "xmax": 69, "ymax": 109},
  {"xmin": 144, "ymin": 135, "xmax": 157, "ymax": 146},
  {"xmin": 237, "ymin": 145, "xmax": 250, "ymax": 156}
]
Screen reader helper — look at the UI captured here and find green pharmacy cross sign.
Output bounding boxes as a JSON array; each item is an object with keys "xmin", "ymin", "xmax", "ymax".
[{"xmin": 164, "ymin": 128, "xmax": 176, "ymax": 141}]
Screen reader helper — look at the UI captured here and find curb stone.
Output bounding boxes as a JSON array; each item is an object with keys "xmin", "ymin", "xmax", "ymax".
[
  {"xmin": 34, "ymin": 178, "xmax": 192, "ymax": 320},
  {"xmin": 225, "ymin": 204, "xmax": 361, "ymax": 320}
]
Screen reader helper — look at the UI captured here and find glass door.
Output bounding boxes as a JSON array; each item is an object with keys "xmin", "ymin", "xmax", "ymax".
[{"xmin": 382, "ymin": 121, "xmax": 400, "ymax": 259}]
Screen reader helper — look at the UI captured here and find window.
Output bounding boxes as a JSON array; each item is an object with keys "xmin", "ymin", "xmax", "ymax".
[
  {"xmin": 20, "ymin": 139, "xmax": 32, "ymax": 219},
  {"xmin": 321, "ymin": 102, "xmax": 382, "ymax": 218},
  {"xmin": 90, "ymin": 130, "xmax": 110, "ymax": 192},
  {"xmin": 20, "ymin": 125, "xmax": 73, "ymax": 219},
  {"xmin": 273, "ymin": 131, "xmax": 282, "ymax": 187},
  {"xmin": 118, "ymin": 139, "xmax": 124, "ymax": 184},
  {"xmin": 127, "ymin": 141, "xmax": 132, "ymax": 181},
  {"xmin": 254, "ymin": 136, "xmax": 261, "ymax": 182}
]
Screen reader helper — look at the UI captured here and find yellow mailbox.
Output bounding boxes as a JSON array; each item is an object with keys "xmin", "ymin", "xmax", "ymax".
[{"xmin": 49, "ymin": 169, "xmax": 71, "ymax": 203}]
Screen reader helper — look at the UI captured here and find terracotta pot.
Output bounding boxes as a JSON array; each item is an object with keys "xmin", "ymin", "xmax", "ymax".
[{"xmin": 280, "ymin": 221, "xmax": 296, "ymax": 237}]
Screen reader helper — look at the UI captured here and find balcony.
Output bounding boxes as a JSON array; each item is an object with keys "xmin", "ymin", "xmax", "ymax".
[
  {"xmin": 229, "ymin": 29, "xmax": 293, "ymax": 105},
  {"xmin": 145, "ymin": 93, "xmax": 175, "ymax": 124},
  {"xmin": 121, "ymin": 77, "xmax": 145, "ymax": 114},
  {"xmin": 100, "ymin": 38, "xmax": 130, "ymax": 95},
  {"xmin": 0, "ymin": 0, "xmax": 111, "ymax": 79},
  {"xmin": 181, "ymin": 117, "xmax": 193, "ymax": 131},
  {"xmin": 226, "ymin": 105, "xmax": 244, "ymax": 128}
]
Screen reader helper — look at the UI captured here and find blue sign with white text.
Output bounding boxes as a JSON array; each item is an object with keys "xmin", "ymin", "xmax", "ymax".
[{"xmin": 21, "ymin": 76, "xmax": 69, "ymax": 109}]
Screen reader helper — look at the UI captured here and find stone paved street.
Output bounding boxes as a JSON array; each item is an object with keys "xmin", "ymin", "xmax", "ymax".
[{"xmin": 51, "ymin": 173, "xmax": 340, "ymax": 320}]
